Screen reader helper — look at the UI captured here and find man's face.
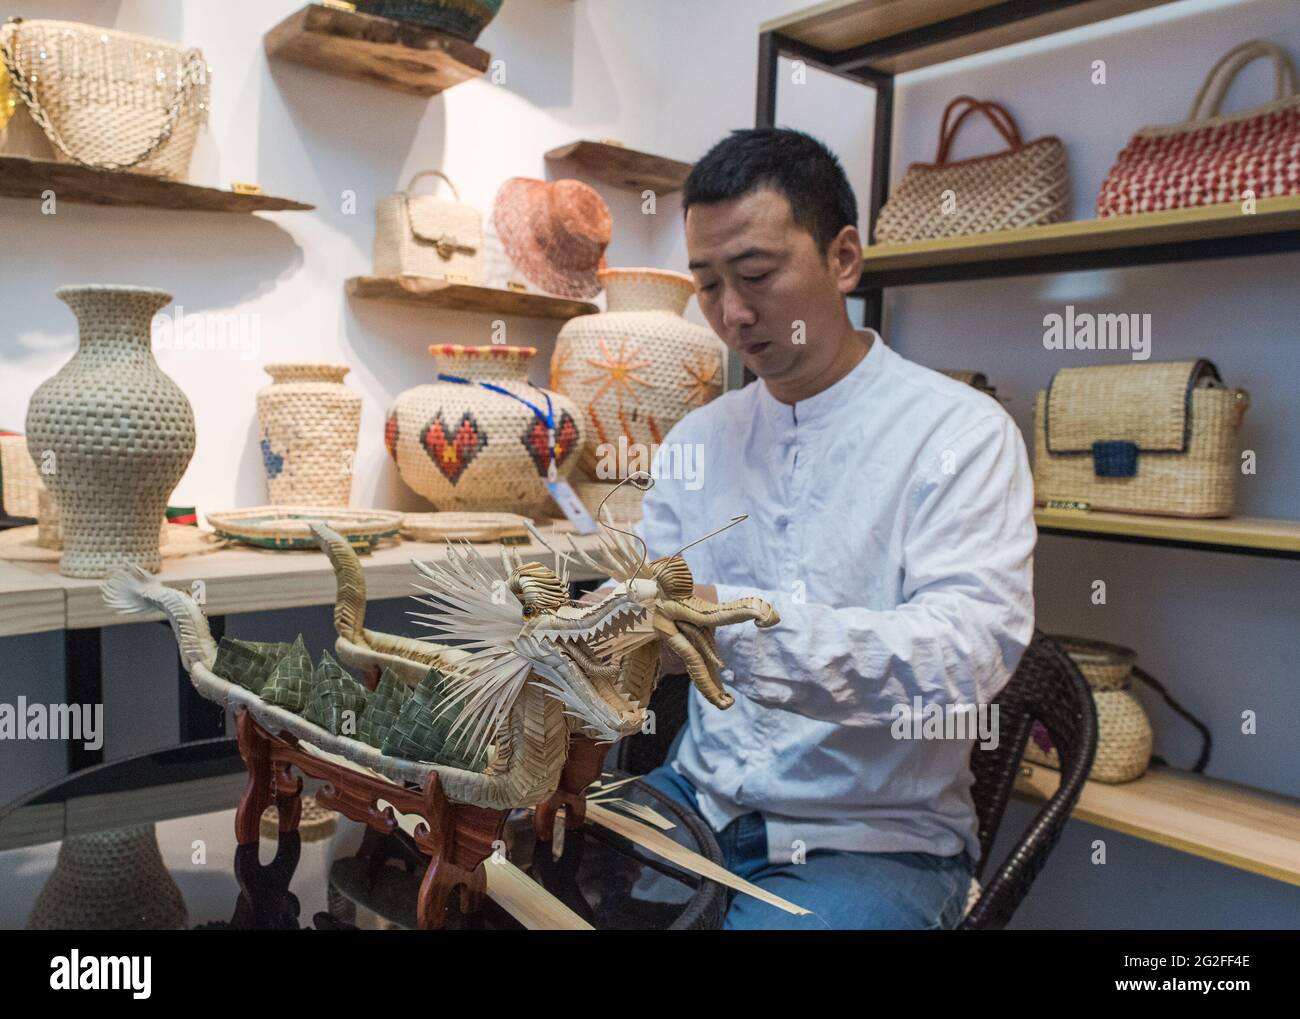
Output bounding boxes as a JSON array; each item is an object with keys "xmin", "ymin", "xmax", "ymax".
[{"xmin": 685, "ymin": 188, "xmax": 858, "ymax": 385}]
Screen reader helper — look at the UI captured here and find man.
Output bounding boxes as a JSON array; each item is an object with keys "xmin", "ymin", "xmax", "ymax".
[{"xmin": 587, "ymin": 128, "xmax": 1036, "ymax": 930}]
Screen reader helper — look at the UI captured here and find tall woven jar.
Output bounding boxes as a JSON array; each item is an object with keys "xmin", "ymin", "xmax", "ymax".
[
  {"xmin": 24, "ymin": 286, "xmax": 195, "ymax": 578},
  {"xmin": 386, "ymin": 344, "xmax": 583, "ymax": 514},
  {"xmin": 256, "ymin": 364, "xmax": 362, "ymax": 508},
  {"xmin": 551, "ymin": 268, "xmax": 725, "ymax": 498}
]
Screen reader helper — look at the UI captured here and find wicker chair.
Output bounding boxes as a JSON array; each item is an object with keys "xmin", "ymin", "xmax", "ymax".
[{"xmin": 607, "ymin": 629, "xmax": 1097, "ymax": 930}]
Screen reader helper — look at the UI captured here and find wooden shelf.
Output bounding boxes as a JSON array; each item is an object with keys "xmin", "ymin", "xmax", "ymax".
[
  {"xmin": 854, "ymin": 195, "xmax": 1300, "ymax": 287},
  {"xmin": 763, "ymin": 0, "xmax": 1175, "ymax": 74},
  {"xmin": 1014, "ymin": 762, "xmax": 1300, "ymax": 887},
  {"xmin": 0, "ymin": 156, "xmax": 313, "ymax": 214},
  {"xmin": 545, "ymin": 141, "xmax": 693, "ymax": 194},
  {"xmin": 347, "ymin": 274, "xmax": 598, "ymax": 320},
  {"xmin": 1035, "ymin": 509, "xmax": 1300, "ymax": 559},
  {"xmin": 0, "ymin": 561, "xmax": 65, "ymax": 638},
  {"xmin": 265, "ymin": 3, "xmax": 491, "ymax": 97},
  {"xmin": 2, "ymin": 521, "xmax": 611, "ymax": 633}
]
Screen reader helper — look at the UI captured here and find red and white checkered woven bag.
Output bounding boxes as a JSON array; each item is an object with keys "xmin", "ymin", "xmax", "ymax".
[{"xmin": 1097, "ymin": 40, "xmax": 1300, "ymax": 217}]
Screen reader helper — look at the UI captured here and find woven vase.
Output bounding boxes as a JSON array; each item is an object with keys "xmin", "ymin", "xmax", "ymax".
[
  {"xmin": 256, "ymin": 364, "xmax": 362, "ymax": 508},
  {"xmin": 552, "ymin": 269, "xmax": 725, "ymax": 492},
  {"xmin": 24, "ymin": 286, "xmax": 196, "ymax": 578},
  {"xmin": 27, "ymin": 824, "xmax": 188, "ymax": 930},
  {"xmin": 386, "ymin": 344, "xmax": 584, "ymax": 514},
  {"xmin": 1026, "ymin": 636, "xmax": 1154, "ymax": 784}
]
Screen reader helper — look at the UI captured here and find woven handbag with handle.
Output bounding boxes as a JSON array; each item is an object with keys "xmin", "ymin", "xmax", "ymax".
[
  {"xmin": 874, "ymin": 96, "xmax": 1070, "ymax": 244},
  {"xmin": 373, "ymin": 169, "xmax": 485, "ymax": 284},
  {"xmin": 0, "ymin": 18, "xmax": 209, "ymax": 181},
  {"xmin": 1097, "ymin": 40, "xmax": 1300, "ymax": 216},
  {"xmin": 1033, "ymin": 359, "xmax": 1248, "ymax": 518}
]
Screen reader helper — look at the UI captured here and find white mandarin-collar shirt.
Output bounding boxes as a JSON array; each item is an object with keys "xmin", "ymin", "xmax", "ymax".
[{"xmin": 630, "ymin": 330, "xmax": 1036, "ymax": 865}]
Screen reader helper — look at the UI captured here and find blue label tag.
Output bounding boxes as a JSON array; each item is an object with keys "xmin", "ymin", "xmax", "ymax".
[{"xmin": 546, "ymin": 480, "xmax": 599, "ymax": 534}]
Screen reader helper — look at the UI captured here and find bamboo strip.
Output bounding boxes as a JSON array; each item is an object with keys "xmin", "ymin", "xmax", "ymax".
[{"xmin": 585, "ymin": 802, "xmax": 811, "ymax": 916}]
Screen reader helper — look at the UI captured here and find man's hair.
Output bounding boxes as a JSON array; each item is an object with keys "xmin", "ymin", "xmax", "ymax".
[{"xmin": 683, "ymin": 128, "xmax": 858, "ymax": 254}]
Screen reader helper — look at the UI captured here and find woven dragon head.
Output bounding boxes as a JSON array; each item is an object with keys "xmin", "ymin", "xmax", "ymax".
[{"xmin": 410, "ymin": 481, "xmax": 778, "ymax": 764}]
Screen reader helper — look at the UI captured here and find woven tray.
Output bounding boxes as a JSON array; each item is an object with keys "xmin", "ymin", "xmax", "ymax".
[
  {"xmin": 0, "ymin": 523, "xmax": 225, "ymax": 562},
  {"xmin": 400, "ymin": 511, "xmax": 531, "ymax": 543},
  {"xmin": 205, "ymin": 507, "xmax": 402, "ymax": 551}
]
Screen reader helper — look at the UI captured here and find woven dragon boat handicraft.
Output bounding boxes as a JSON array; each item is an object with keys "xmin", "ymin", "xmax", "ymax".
[{"xmin": 101, "ymin": 498, "xmax": 777, "ymax": 927}]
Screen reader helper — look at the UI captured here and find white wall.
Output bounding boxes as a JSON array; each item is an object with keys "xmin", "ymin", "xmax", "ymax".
[{"xmin": 2, "ymin": 0, "xmax": 1297, "ymax": 928}]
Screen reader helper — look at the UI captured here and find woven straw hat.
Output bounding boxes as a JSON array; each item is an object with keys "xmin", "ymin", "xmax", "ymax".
[{"xmin": 491, "ymin": 178, "xmax": 611, "ymax": 299}]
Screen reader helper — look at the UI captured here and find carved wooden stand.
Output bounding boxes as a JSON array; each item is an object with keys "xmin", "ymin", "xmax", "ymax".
[
  {"xmin": 234, "ymin": 708, "xmax": 506, "ymax": 930},
  {"xmin": 532, "ymin": 735, "xmax": 612, "ymax": 841}
]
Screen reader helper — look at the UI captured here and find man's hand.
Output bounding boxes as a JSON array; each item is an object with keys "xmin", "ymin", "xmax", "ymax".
[{"xmin": 573, "ymin": 583, "xmax": 719, "ymax": 676}]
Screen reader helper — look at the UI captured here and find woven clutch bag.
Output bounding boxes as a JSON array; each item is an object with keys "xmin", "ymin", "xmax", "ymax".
[
  {"xmin": 874, "ymin": 96, "xmax": 1069, "ymax": 244},
  {"xmin": 1097, "ymin": 40, "xmax": 1300, "ymax": 216},
  {"xmin": 1033, "ymin": 359, "xmax": 1248, "ymax": 518},
  {"xmin": 373, "ymin": 169, "xmax": 485, "ymax": 283}
]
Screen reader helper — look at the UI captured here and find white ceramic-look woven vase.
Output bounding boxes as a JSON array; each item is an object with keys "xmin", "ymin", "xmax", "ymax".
[
  {"xmin": 386, "ymin": 344, "xmax": 584, "ymax": 514},
  {"xmin": 551, "ymin": 268, "xmax": 726, "ymax": 484},
  {"xmin": 256, "ymin": 364, "xmax": 362, "ymax": 508},
  {"xmin": 24, "ymin": 285, "xmax": 196, "ymax": 578}
]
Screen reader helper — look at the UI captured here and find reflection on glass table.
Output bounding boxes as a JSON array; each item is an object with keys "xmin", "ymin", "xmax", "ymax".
[{"xmin": 0, "ymin": 739, "xmax": 725, "ymax": 930}]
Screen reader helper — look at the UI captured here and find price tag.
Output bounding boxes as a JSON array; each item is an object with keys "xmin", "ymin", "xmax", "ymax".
[{"xmin": 546, "ymin": 479, "xmax": 598, "ymax": 534}]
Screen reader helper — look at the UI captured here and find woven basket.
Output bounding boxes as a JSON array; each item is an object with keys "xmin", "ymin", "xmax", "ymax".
[
  {"xmin": 260, "ymin": 793, "xmax": 340, "ymax": 843},
  {"xmin": 1097, "ymin": 40, "xmax": 1300, "ymax": 216},
  {"xmin": 400, "ymin": 511, "xmax": 530, "ymax": 542},
  {"xmin": 553, "ymin": 268, "xmax": 725, "ymax": 481},
  {"xmin": 0, "ymin": 19, "xmax": 209, "ymax": 181},
  {"xmin": 386, "ymin": 345, "xmax": 584, "ymax": 514},
  {"xmin": 1025, "ymin": 636, "xmax": 1153, "ymax": 784},
  {"xmin": 874, "ymin": 96, "xmax": 1069, "ymax": 244},
  {"xmin": 0, "ymin": 431, "xmax": 43, "ymax": 518},
  {"xmin": 373, "ymin": 169, "xmax": 485, "ymax": 284},
  {"xmin": 354, "ymin": 0, "xmax": 503, "ymax": 42},
  {"xmin": 1033, "ymin": 359, "xmax": 1248, "ymax": 517},
  {"xmin": 205, "ymin": 506, "xmax": 402, "ymax": 551},
  {"xmin": 256, "ymin": 364, "xmax": 362, "ymax": 508}
]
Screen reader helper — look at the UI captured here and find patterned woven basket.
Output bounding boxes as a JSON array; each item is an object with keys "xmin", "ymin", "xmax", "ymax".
[
  {"xmin": 256, "ymin": 364, "xmax": 362, "ymax": 508},
  {"xmin": 0, "ymin": 431, "xmax": 43, "ymax": 518},
  {"xmin": 552, "ymin": 268, "xmax": 725, "ymax": 480},
  {"xmin": 0, "ymin": 19, "xmax": 209, "ymax": 181},
  {"xmin": 1033, "ymin": 359, "xmax": 1248, "ymax": 517},
  {"xmin": 1097, "ymin": 40, "xmax": 1300, "ymax": 216},
  {"xmin": 1025, "ymin": 636, "xmax": 1153, "ymax": 784},
  {"xmin": 386, "ymin": 345, "xmax": 584, "ymax": 514},
  {"xmin": 874, "ymin": 96, "xmax": 1069, "ymax": 244},
  {"xmin": 354, "ymin": 0, "xmax": 503, "ymax": 42},
  {"xmin": 373, "ymin": 169, "xmax": 485, "ymax": 284},
  {"xmin": 400, "ymin": 511, "xmax": 530, "ymax": 542}
]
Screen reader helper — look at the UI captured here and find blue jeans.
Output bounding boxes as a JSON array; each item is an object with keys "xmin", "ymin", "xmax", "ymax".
[{"xmin": 642, "ymin": 763, "xmax": 974, "ymax": 930}]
